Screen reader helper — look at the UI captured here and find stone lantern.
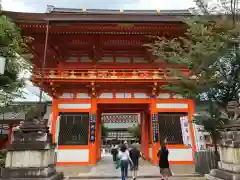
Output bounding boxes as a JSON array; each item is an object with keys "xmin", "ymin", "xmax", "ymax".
[{"xmin": 0, "ymin": 103, "xmax": 64, "ymax": 180}]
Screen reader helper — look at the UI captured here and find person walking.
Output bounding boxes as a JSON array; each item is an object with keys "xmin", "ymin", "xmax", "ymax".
[
  {"xmin": 129, "ymin": 143, "xmax": 141, "ymax": 180},
  {"xmin": 157, "ymin": 139, "xmax": 172, "ymax": 180},
  {"xmin": 124, "ymin": 140, "xmax": 128, "ymax": 149},
  {"xmin": 111, "ymin": 145, "xmax": 119, "ymax": 163},
  {"xmin": 118, "ymin": 144, "xmax": 133, "ymax": 180}
]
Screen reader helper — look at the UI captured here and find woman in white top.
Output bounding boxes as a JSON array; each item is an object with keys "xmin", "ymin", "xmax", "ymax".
[{"xmin": 118, "ymin": 144, "xmax": 133, "ymax": 180}]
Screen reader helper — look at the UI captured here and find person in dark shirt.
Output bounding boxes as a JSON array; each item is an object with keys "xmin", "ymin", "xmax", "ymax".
[
  {"xmin": 157, "ymin": 139, "xmax": 172, "ymax": 180},
  {"xmin": 129, "ymin": 143, "xmax": 141, "ymax": 180},
  {"xmin": 111, "ymin": 145, "xmax": 119, "ymax": 163}
]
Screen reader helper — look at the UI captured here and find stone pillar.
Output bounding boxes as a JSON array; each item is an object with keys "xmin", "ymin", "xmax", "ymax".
[
  {"xmin": 1, "ymin": 103, "xmax": 64, "ymax": 180},
  {"xmin": 205, "ymin": 124, "xmax": 240, "ymax": 180}
]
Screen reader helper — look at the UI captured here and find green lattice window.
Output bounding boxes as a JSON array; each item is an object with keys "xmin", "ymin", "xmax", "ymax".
[
  {"xmin": 158, "ymin": 113, "xmax": 186, "ymax": 144},
  {"xmin": 58, "ymin": 112, "xmax": 89, "ymax": 145}
]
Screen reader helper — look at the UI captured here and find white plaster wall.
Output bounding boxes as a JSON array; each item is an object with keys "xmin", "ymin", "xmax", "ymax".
[
  {"xmin": 133, "ymin": 57, "xmax": 147, "ymax": 63},
  {"xmin": 66, "ymin": 57, "xmax": 78, "ymax": 62},
  {"xmin": 80, "ymin": 56, "xmax": 91, "ymax": 62},
  {"xmin": 57, "ymin": 149, "xmax": 89, "ymax": 162},
  {"xmin": 99, "ymin": 93, "xmax": 113, "ymax": 98},
  {"xmin": 168, "ymin": 148, "xmax": 193, "ymax": 161},
  {"xmin": 134, "ymin": 93, "xmax": 149, "ymax": 98},
  {"xmin": 149, "ymin": 147, "xmax": 153, "ymax": 160},
  {"xmin": 59, "ymin": 93, "xmax": 74, "ymax": 99},
  {"xmin": 116, "ymin": 57, "xmax": 130, "ymax": 63},
  {"xmin": 157, "ymin": 93, "xmax": 170, "ymax": 99},
  {"xmin": 173, "ymin": 94, "xmax": 184, "ymax": 99},
  {"xmin": 77, "ymin": 93, "xmax": 90, "ymax": 99},
  {"xmin": 99, "ymin": 57, "xmax": 113, "ymax": 62},
  {"xmin": 58, "ymin": 103, "xmax": 91, "ymax": 109},
  {"xmin": 116, "ymin": 93, "xmax": 131, "ymax": 98},
  {"xmin": 156, "ymin": 103, "xmax": 188, "ymax": 109}
]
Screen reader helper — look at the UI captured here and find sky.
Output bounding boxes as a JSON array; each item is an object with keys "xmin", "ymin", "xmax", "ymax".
[
  {"xmin": 2, "ymin": 0, "xmax": 197, "ymax": 102},
  {"xmin": 2, "ymin": 0, "xmax": 196, "ymax": 13}
]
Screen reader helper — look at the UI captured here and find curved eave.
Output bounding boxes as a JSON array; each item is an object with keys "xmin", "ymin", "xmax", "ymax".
[{"xmin": 2, "ymin": 10, "xmax": 191, "ymax": 23}]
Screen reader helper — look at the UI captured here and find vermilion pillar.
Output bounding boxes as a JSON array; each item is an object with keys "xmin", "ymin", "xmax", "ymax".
[
  {"xmin": 8, "ymin": 124, "xmax": 13, "ymax": 144},
  {"xmin": 143, "ymin": 111, "xmax": 149, "ymax": 160},
  {"xmin": 140, "ymin": 111, "xmax": 144, "ymax": 154},
  {"xmin": 89, "ymin": 97, "xmax": 97, "ymax": 165},
  {"xmin": 140, "ymin": 111, "xmax": 149, "ymax": 159},
  {"xmin": 96, "ymin": 109, "xmax": 101, "ymax": 161},
  {"xmin": 188, "ymin": 100, "xmax": 197, "ymax": 159},
  {"xmin": 150, "ymin": 98, "xmax": 160, "ymax": 165},
  {"xmin": 51, "ymin": 99, "xmax": 58, "ymax": 144}
]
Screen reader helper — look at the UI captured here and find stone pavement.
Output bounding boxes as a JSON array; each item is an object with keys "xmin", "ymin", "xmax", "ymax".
[
  {"xmin": 66, "ymin": 178, "xmax": 205, "ymax": 180},
  {"xmin": 57, "ymin": 155, "xmax": 200, "ymax": 178}
]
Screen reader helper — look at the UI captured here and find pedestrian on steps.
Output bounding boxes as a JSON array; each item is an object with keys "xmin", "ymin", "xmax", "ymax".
[
  {"xmin": 129, "ymin": 143, "xmax": 141, "ymax": 180},
  {"xmin": 157, "ymin": 139, "xmax": 172, "ymax": 180},
  {"xmin": 118, "ymin": 144, "xmax": 133, "ymax": 180}
]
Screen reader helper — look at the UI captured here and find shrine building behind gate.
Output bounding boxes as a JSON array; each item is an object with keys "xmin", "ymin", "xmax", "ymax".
[
  {"xmin": 102, "ymin": 113, "xmax": 140, "ymax": 145},
  {"xmin": 4, "ymin": 6, "xmax": 196, "ymax": 166}
]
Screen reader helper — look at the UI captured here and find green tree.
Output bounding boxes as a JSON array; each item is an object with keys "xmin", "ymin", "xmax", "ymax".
[
  {"xmin": 0, "ymin": 15, "xmax": 32, "ymax": 109},
  {"xmin": 145, "ymin": 0, "xmax": 240, "ymax": 156},
  {"xmin": 101, "ymin": 122, "xmax": 109, "ymax": 139},
  {"xmin": 145, "ymin": 16, "xmax": 239, "ymax": 102},
  {"xmin": 127, "ymin": 125, "xmax": 141, "ymax": 141}
]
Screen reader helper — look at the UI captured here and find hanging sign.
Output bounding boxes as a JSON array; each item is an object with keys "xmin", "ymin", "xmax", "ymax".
[
  {"xmin": 152, "ymin": 113, "xmax": 159, "ymax": 142},
  {"xmin": 180, "ymin": 116, "xmax": 191, "ymax": 147},
  {"xmin": 193, "ymin": 123, "xmax": 207, "ymax": 151},
  {"xmin": 89, "ymin": 114, "xmax": 96, "ymax": 142}
]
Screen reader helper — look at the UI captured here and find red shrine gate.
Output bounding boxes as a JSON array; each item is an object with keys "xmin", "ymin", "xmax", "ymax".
[{"xmin": 4, "ymin": 6, "xmax": 196, "ymax": 166}]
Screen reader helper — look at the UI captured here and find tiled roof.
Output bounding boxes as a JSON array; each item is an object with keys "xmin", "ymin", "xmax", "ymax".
[{"xmin": 47, "ymin": 5, "xmax": 192, "ymax": 16}]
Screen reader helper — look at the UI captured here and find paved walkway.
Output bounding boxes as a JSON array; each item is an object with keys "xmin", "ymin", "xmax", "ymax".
[
  {"xmin": 67, "ymin": 178, "xmax": 205, "ymax": 180},
  {"xmin": 58, "ymin": 155, "xmax": 199, "ymax": 178}
]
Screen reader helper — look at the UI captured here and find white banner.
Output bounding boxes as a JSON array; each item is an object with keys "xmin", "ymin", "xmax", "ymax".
[
  {"xmin": 193, "ymin": 123, "xmax": 207, "ymax": 151},
  {"xmin": 180, "ymin": 116, "xmax": 192, "ymax": 148}
]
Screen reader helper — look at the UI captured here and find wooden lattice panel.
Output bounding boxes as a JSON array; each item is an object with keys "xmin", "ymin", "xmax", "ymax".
[{"xmin": 102, "ymin": 114, "xmax": 138, "ymax": 123}]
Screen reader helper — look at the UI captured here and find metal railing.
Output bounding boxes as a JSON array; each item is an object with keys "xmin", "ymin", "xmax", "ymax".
[{"xmin": 32, "ymin": 68, "xmax": 190, "ymax": 81}]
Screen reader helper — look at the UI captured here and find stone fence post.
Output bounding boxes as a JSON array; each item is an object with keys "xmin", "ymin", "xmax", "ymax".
[{"xmin": 205, "ymin": 124, "xmax": 240, "ymax": 180}]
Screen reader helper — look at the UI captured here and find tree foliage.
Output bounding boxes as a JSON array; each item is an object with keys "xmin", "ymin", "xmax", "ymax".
[
  {"xmin": 101, "ymin": 122, "xmax": 109, "ymax": 139},
  {"xmin": 145, "ymin": 16, "xmax": 239, "ymax": 102},
  {"xmin": 145, "ymin": 0, "xmax": 240, "ymax": 152},
  {"xmin": 0, "ymin": 15, "xmax": 32, "ymax": 109},
  {"xmin": 127, "ymin": 125, "xmax": 141, "ymax": 141}
]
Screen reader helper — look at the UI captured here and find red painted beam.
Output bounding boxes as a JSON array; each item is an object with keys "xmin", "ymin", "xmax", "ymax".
[
  {"xmin": 57, "ymin": 62, "xmax": 187, "ymax": 69},
  {"xmin": 33, "ymin": 34, "xmax": 148, "ymax": 42}
]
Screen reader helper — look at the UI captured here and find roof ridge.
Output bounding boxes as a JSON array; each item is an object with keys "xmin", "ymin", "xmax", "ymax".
[{"xmin": 46, "ymin": 5, "xmax": 192, "ymax": 15}]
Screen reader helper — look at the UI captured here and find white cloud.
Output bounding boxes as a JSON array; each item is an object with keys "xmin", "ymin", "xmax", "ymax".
[
  {"xmin": 15, "ymin": 80, "xmax": 52, "ymax": 102},
  {"xmin": 2, "ymin": 0, "xmax": 37, "ymax": 12},
  {"xmin": 2, "ymin": 0, "xmax": 196, "ymax": 13},
  {"xmin": 124, "ymin": 0, "xmax": 196, "ymax": 10}
]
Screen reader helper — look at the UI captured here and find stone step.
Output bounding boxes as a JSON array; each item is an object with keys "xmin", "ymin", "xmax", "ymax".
[
  {"xmin": 66, "ymin": 173, "xmax": 201, "ymax": 179},
  {"xmin": 66, "ymin": 177, "xmax": 205, "ymax": 180}
]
